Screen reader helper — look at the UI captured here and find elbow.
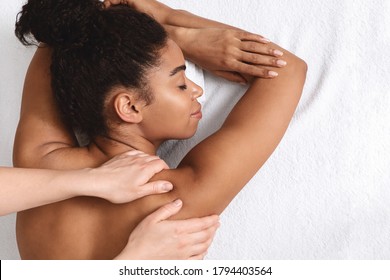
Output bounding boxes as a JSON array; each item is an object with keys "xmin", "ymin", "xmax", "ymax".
[
  {"xmin": 285, "ymin": 54, "xmax": 308, "ymax": 96},
  {"xmin": 298, "ymin": 57, "xmax": 308, "ymax": 76},
  {"xmin": 296, "ymin": 57, "xmax": 308, "ymax": 91},
  {"xmin": 289, "ymin": 54, "xmax": 308, "ymax": 77},
  {"xmin": 13, "ymin": 142, "xmax": 36, "ymax": 168}
]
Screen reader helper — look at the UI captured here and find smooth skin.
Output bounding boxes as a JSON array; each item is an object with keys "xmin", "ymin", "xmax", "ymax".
[
  {"xmin": 105, "ymin": 0, "xmax": 287, "ymax": 83},
  {"xmin": 14, "ymin": 1, "xmax": 306, "ymax": 259},
  {"xmin": 0, "ymin": 150, "xmax": 172, "ymax": 216},
  {"xmin": 1, "ymin": 151, "xmax": 219, "ymax": 260},
  {"xmin": 14, "ymin": 37, "xmax": 306, "ymax": 259},
  {"xmin": 116, "ymin": 199, "xmax": 219, "ymax": 260}
]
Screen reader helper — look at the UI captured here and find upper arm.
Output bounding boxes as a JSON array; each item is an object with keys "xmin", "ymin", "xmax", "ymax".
[
  {"xmin": 153, "ymin": 46, "xmax": 307, "ymax": 219},
  {"xmin": 13, "ymin": 46, "xmax": 81, "ymax": 169}
]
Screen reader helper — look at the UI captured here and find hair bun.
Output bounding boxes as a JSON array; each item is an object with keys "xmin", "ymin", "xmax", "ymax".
[{"xmin": 15, "ymin": 0, "xmax": 103, "ymax": 48}]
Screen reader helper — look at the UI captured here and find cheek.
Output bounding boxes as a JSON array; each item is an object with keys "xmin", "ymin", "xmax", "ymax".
[
  {"xmin": 147, "ymin": 90, "xmax": 188, "ymax": 122},
  {"xmin": 160, "ymin": 90, "xmax": 190, "ymax": 114},
  {"xmin": 164, "ymin": 95, "xmax": 191, "ymax": 126},
  {"xmin": 156, "ymin": 92, "xmax": 197, "ymax": 135}
]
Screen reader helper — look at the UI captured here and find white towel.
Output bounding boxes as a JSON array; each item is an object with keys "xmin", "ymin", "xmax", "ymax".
[{"xmin": 159, "ymin": 0, "xmax": 390, "ymax": 259}]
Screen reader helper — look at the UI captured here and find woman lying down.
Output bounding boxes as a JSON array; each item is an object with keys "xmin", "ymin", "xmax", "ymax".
[{"xmin": 14, "ymin": 0, "xmax": 306, "ymax": 259}]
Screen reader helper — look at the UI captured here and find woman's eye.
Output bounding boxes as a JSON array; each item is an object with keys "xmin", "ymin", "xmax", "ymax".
[{"xmin": 178, "ymin": 85, "xmax": 187, "ymax": 91}]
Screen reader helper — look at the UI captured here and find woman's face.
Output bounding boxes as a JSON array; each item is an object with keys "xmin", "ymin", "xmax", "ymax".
[{"xmin": 140, "ymin": 39, "xmax": 203, "ymax": 142}]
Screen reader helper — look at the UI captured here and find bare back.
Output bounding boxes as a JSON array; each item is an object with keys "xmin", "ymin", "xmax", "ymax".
[{"xmin": 15, "ymin": 44, "xmax": 307, "ymax": 259}]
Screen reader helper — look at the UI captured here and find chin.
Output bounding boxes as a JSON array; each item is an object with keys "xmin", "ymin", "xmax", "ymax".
[{"xmin": 174, "ymin": 127, "xmax": 198, "ymax": 140}]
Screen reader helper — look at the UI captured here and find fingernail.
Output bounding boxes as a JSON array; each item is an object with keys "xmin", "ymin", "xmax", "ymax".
[
  {"xmin": 268, "ymin": 71, "xmax": 278, "ymax": 77},
  {"xmin": 276, "ymin": 59, "xmax": 287, "ymax": 66},
  {"xmin": 274, "ymin": 50, "xmax": 284, "ymax": 57},
  {"xmin": 260, "ymin": 37, "xmax": 271, "ymax": 43},
  {"xmin": 162, "ymin": 183, "xmax": 173, "ymax": 192},
  {"xmin": 173, "ymin": 199, "xmax": 182, "ymax": 207}
]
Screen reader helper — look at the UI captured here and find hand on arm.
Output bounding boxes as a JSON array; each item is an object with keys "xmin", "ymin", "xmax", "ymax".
[
  {"xmin": 0, "ymin": 151, "xmax": 172, "ymax": 216},
  {"xmin": 104, "ymin": 0, "xmax": 286, "ymax": 82},
  {"xmin": 105, "ymin": 0, "xmax": 235, "ymax": 29},
  {"xmin": 116, "ymin": 199, "xmax": 219, "ymax": 260},
  {"xmin": 166, "ymin": 27, "xmax": 286, "ymax": 83}
]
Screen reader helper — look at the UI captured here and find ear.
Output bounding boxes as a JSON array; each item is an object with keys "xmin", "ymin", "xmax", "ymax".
[{"xmin": 113, "ymin": 91, "xmax": 144, "ymax": 124}]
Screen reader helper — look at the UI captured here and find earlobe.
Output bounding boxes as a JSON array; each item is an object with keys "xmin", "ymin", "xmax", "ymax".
[{"xmin": 114, "ymin": 92, "xmax": 144, "ymax": 124}]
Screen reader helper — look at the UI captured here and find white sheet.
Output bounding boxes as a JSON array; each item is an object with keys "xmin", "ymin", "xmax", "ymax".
[
  {"xmin": 159, "ymin": 0, "xmax": 390, "ymax": 259},
  {"xmin": 1, "ymin": 0, "xmax": 389, "ymax": 259}
]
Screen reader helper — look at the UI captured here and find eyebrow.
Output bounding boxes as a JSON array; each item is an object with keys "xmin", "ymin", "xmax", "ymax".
[{"xmin": 169, "ymin": 65, "xmax": 186, "ymax": 76}]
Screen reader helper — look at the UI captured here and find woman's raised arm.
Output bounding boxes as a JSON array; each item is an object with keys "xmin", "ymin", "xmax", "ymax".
[
  {"xmin": 13, "ymin": 46, "xmax": 84, "ymax": 169},
  {"xmin": 105, "ymin": 0, "xmax": 286, "ymax": 82},
  {"xmin": 104, "ymin": 0, "xmax": 235, "ymax": 28},
  {"xmin": 149, "ymin": 44, "xmax": 307, "ymax": 218}
]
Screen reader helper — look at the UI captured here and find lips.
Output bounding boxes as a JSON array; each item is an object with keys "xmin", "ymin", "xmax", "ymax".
[{"xmin": 191, "ymin": 105, "xmax": 202, "ymax": 119}]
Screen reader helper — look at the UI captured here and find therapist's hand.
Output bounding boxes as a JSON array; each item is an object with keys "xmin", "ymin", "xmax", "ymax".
[
  {"xmin": 115, "ymin": 199, "xmax": 220, "ymax": 260},
  {"xmin": 84, "ymin": 150, "xmax": 172, "ymax": 203},
  {"xmin": 180, "ymin": 28, "xmax": 286, "ymax": 83}
]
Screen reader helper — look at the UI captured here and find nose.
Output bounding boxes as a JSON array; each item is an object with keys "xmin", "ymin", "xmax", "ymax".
[{"xmin": 189, "ymin": 79, "xmax": 203, "ymax": 100}]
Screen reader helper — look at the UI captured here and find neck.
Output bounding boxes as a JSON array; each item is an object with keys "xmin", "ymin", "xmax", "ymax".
[{"xmin": 91, "ymin": 133, "xmax": 159, "ymax": 159}]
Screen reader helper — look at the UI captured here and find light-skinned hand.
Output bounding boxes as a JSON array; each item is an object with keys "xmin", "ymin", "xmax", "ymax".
[{"xmin": 115, "ymin": 199, "xmax": 220, "ymax": 259}]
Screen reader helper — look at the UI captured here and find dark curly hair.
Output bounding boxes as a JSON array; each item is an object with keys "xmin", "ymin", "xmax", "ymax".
[{"xmin": 15, "ymin": 0, "xmax": 168, "ymax": 138}]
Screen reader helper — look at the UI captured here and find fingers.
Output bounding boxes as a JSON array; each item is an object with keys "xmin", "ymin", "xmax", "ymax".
[
  {"xmin": 175, "ymin": 214, "xmax": 220, "ymax": 234},
  {"xmin": 146, "ymin": 199, "xmax": 183, "ymax": 223},
  {"xmin": 238, "ymin": 31, "xmax": 271, "ymax": 44},
  {"xmin": 240, "ymin": 52, "xmax": 287, "ymax": 68},
  {"xmin": 238, "ymin": 31, "xmax": 284, "ymax": 57},
  {"xmin": 242, "ymin": 44, "xmax": 284, "ymax": 59},
  {"xmin": 234, "ymin": 31, "xmax": 286, "ymax": 78},
  {"xmin": 137, "ymin": 180, "xmax": 173, "ymax": 198},
  {"xmin": 217, "ymin": 30, "xmax": 285, "ymax": 79},
  {"xmin": 187, "ymin": 238, "xmax": 213, "ymax": 259},
  {"xmin": 109, "ymin": 150, "xmax": 169, "ymax": 171},
  {"xmin": 142, "ymin": 157, "xmax": 170, "ymax": 171},
  {"xmin": 188, "ymin": 254, "xmax": 205, "ymax": 260},
  {"xmin": 186, "ymin": 222, "xmax": 220, "ymax": 245},
  {"xmin": 103, "ymin": 0, "xmax": 125, "ymax": 8},
  {"xmin": 240, "ymin": 41, "xmax": 284, "ymax": 58},
  {"xmin": 234, "ymin": 62, "xmax": 279, "ymax": 78},
  {"xmin": 186, "ymin": 224, "xmax": 219, "ymax": 259}
]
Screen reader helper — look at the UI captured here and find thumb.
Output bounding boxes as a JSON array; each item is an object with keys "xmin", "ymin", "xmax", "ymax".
[
  {"xmin": 213, "ymin": 70, "xmax": 247, "ymax": 84},
  {"xmin": 136, "ymin": 180, "xmax": 173, "ymax": 199},
  {"xmin": 147, "ymin": 199, "xmax": 183, "ymax": 223},
  {"xmin": 103, "ymin": 1, "xmax": 112, "ymax": 8}
]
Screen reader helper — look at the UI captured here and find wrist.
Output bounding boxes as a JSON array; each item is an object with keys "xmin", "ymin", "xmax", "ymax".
[
  {"xmin": 48, "ymin": 169, "xmax": 85, "ymax": 200},
  {"xmin": 62, "ymin": 168, "xmax": 97, "ymax": 198},
  {"xmin": 114, "ymin": 243, "xmax": 141, "ymax": 260}
]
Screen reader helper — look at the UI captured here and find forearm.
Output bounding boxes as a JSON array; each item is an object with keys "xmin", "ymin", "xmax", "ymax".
[
  {"xmin": 164, "ymin": 9, "xmax": 235, "ymax": 29},
  {"xmin": 128, "ymin": 0, "xmax": 234, "ymax": 29},
  {"xmin": 0, "ymin": 167, "xmax": 90, "ymax": 216}
]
